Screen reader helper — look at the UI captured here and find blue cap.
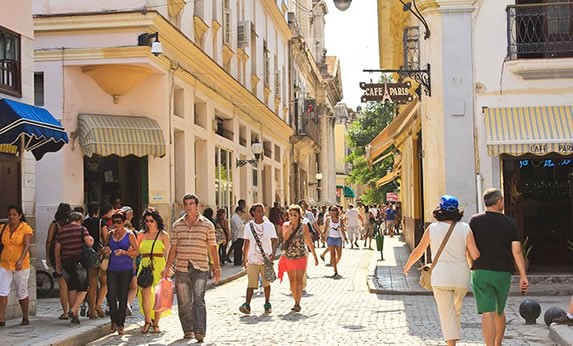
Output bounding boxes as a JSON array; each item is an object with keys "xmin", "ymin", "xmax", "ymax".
[{"xmin": 439, "ymin": 195, "xmax": 459, "ymax": 212}]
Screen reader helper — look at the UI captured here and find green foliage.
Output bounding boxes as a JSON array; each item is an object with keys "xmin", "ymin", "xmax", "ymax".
[{"xmin": 345, "ymin": 101, "xmax": 398, "ymax": 204}]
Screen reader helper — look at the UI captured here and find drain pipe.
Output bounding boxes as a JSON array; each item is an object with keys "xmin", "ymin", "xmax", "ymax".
[{"xmin": 476, "ymin": 173, "xmax": 484, "ymax": 213}]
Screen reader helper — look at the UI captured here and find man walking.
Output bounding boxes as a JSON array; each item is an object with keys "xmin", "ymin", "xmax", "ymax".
[
  {"xmin": 344, "ymin": 204, "xmax": 363, "ymax": 249},
  {"xmin": 163, "ymin": 193, "xmax": 221, "ymax": 343},
  {"xmin": 230, "ymin": 204, "xmax": 246, "ymax": 266},
  {"xmin": 239, "ymin": 203, "xmax": 278, "ymax": 314},
  {"xmin": 269, "ymin": 201, "xmax": 284, "ymax": 245},
  {"xmin": 470, "ymin": 188, "xmax": 529, "ymax": 346}
]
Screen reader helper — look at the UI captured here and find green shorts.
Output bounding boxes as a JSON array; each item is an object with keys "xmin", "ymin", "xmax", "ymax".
[{"xmin": 471, "ymin": 269, "xmax": 512, "ymax": 315}]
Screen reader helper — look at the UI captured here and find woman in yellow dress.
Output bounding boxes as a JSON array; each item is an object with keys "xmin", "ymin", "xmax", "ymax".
[{"xmin": 136, "ymin": 208, "xmax": 170, "ymax": 333}]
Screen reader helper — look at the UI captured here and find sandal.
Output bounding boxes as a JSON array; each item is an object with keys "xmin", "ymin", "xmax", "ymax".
[
  {"xmin": 117, "ymin": 326, "xmax": 125, "ymax": 335},
  {"xmin": 151, "ymin": 324, "xmax": 161, "ymax": 333},
  {"xmin": 183, "ymin": 331, "xmax": 194, "ymax": 339},
  {"xmin": 110, "ymin": 323, "xmax": 117, "ymax": 333},
  {"xmin": 21, "ymin": 319, "xmax": 29, "ymax": 326},
  {"xmin": 58, "ymin": 313, "xmax": 69, "ymax": 320},
  {"xmin": 140, "ymin": 321, "xmax": 152, "ymax": 333}
]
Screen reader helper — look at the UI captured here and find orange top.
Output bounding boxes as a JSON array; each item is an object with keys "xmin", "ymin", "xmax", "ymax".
[{"xmin": 0, "ymin": 222, "xmax": 33, "ymax": 271}]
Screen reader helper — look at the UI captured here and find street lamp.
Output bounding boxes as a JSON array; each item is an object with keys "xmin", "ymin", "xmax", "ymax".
[
  {"xmin": 333, "ymin": 0, "xmax": 352, "ymax": 11},
  {"xmin": 236, "ymin": 140, "xmax": 264, "ymax": 167},
  {"xmin": 399, "ymin": 0, "xmax": 431, "ymax": 39},
  {"xmin": 308, "ymin": 172, "xmax": 323, "ymax": 186}
]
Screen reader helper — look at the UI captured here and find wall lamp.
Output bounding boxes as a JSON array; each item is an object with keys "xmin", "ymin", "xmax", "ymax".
[
  {"xmin": 236, "ymin": 140, "xmax": 263, "ymax": 167},
  {"xmin": 333, "ymin": 0, "xmax": 352, "ymax": 11},
  {"xmin": 308, "ymin": 172, "xmax": 323, "ymax": 186},
  {"xmin": 137, "ymin": 32, "xmax": 163, "ymax": 56},
  {"xmin": 399, "ymin": 0, "xmax": 431, "ymax": 39}
]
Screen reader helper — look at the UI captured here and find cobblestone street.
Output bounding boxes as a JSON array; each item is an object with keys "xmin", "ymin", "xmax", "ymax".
[{"xmin": 87, "ymin": 246, "xmax": 561, "ymax": 345}]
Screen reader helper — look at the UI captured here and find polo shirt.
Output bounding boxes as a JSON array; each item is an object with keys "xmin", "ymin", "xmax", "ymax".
[
  {"xmin": 0, "ymin": 222, "xmax": 33, "ymax": 271},
  {"xmin": 56, "ymin": 223, "xmax": 90, "ymax": 261},
  {"xmin": 171, "ymin": 213, "xmax": 216, "ymax": 272}
]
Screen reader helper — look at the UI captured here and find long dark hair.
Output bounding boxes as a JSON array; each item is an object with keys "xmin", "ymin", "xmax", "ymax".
[
  {"xmin": 203, "ymin": 208, "xmax": 214, "ymax": 224},
  {"xmin": 54, "ymin": 203, "xmax": 72, "ymax": 226},
  {"xmin": 7, "ymin": 204, "xmax": 26, "ymax": 222},
  {"xmin": 432, "ymin": 207, "xmax": 464, "ymax": 222},
  {"xmin": 140, "ymin": 207, "xmax": 165, "ymax": 232}
]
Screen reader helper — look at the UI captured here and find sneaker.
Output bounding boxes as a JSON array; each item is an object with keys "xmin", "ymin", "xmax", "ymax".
[
  {"xmin": 239, "ymin": 303, "xmax": 251, "ymax": 314},
  {"xmin": 553, "ymin": 315, "xmax": 573, "ymax": 326},
  {"xmin": 195, "ymin": 333, "xmax": 205, "ymax": 342},
  {"xmin": 264, "ymin": 303, "xmax": 272, "ymax": 313}
]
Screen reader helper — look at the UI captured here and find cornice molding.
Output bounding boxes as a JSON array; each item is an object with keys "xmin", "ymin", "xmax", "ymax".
[{"xmin": 261, "ymin": 0, "xmax": 292, "ymax": 40}]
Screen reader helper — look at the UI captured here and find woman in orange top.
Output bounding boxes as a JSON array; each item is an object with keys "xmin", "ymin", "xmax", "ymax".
[{"xmin": 0, "ymin": 205, "xmax": 33, "ymax": 326}]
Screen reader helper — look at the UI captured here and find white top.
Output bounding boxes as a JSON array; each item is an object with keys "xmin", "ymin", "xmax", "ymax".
[
  {"xmin": 231, "ymin": 212, "xmax": 245, "ymax": 241},
  {"xmin": 327, "ymin": 219, "xmax": 342, "ymax": 238},
  {"xmin": 344, "ymin": 208, "xmax": 361, "ymax": 227},
  {"xmin": 244, "ymin": 219, "xmax": 277, "ymax": 265},
  {"xmin": 429, "ymin": 221, "xmax": 472, "ymax": 289}
]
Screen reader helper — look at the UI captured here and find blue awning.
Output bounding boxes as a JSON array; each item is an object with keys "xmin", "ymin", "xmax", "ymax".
[{"xmin": 0, "ymin": 98, "xmax": 68, "ymax": 160}]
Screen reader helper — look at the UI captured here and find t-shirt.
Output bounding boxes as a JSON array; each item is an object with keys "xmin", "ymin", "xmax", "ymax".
[
  {"xmin": 305, "ymin": 211, "xmax": 316, "ymax": 224},
  {"xmin": 385, "ymin": 208, "xmax": 396, "ymax": 221},
  {"xmin": 231, "ymin": 213, "xmax": 245, "ymax": 241},
  {"xmin": 469, "ymin": 211, "xmax": 520, "ymax": 273},
  {"xmin": 56, "ymin": 223, "xmax": 90, "ymax": 261},
  {"xmin": 244, "ymin": 220, "xmax": 277, "ymax": 265},
  {"xmin": 83, "ymin": 217, "xmax": 105, "ymax": 250},
  {"xmin": 345, "ymin": 208, "xmax": 361, "ymax": 227}
]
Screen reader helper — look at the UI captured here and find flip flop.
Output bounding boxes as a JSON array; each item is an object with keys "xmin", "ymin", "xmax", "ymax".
[{"xmin": 58, "ymin": 313, "xmax": 69, "ymax": 320}]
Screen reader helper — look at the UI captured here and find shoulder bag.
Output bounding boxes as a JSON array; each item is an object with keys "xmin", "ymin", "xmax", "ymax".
[
  {"xmin": 418, "ymin": 221, "xmax": 457, "ymax": 291},
  {"xmin": 81, "ymin": 226, "xmax": 101, "ymax": 269},
  {"xmin": 0, "ymin": 224, "xmax": 6, "ymax": 256},
  {"xmin": 137, "ymin": 230, "xmax": 161, "ymax": 288},
  {"xmin": 249, "ymin": 222, "xmax": 276, "ymax": 283}
]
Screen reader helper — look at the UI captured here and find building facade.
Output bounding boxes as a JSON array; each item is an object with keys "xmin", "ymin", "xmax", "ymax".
[
  {"xmin": 33, "ymin": 0, "xmax": 295, "ymax": 257},
  {"xmin": 371, "ymin": 0, "xmax": 573, "ymax": 271}
]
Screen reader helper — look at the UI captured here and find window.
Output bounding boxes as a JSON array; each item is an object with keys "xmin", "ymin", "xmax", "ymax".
[
  {"xmin": 403, "ymin": 26, "xmax": 420, "ymax": 70},
  {"xmin": 34, "ymin": 72, "xmax": 44, "ymax": 106},
  {"xmin": 223, "ymin": 0, "xmax": 231, "ymax": 45},
  {"xmin": 215, "ymin": 147, "xmax": 233, "ymax": 214},
  {"xmin": 0, "ymin": 26, "xmax": 21, "ymax": 97},
  {"xmin": 263, "ymin": 40, "xmax": 270, "ymax": 87}
]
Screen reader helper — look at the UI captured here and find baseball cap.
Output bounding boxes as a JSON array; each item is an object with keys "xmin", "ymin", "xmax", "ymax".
[{"xmin": 439, "ymin": 195, "xmax": 459, "ymax": 212}]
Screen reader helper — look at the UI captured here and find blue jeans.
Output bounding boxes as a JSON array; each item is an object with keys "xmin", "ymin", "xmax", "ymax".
[{"xmin": 175, "ymin": 265, "xmax": 209, "ymax": 335}]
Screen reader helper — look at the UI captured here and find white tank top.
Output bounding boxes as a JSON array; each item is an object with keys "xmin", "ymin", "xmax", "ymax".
[
  {"xmin": 429, "ymin": 221, "xmax": 471, "ymax": 289},
  {"xmin": 328, "ymin": 219, "xmax": 342, "ymax": 238}
]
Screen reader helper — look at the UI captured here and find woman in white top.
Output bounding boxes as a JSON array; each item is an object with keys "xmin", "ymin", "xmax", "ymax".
[
  {"xmin": 323, "ymin": 206, "xmax": 347, "ymax": 279},
  {"xmin": 403, "ymin": 195, "xmax": 480, "ymax": 346}
]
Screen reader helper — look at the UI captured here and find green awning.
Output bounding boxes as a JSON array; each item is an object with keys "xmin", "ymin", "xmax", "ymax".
[{"xmin": 336, "ymin": 185, "xmax": 355, "ymax": 198}]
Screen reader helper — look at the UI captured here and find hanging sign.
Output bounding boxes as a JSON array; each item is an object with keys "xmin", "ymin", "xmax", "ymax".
[
  {"xmin": 386, "ymin": 192, "xmax": 399, "ymax": 202},
  {"xmin": 359, "ymin": 81, "xmax": 413, "ymax": 104}
]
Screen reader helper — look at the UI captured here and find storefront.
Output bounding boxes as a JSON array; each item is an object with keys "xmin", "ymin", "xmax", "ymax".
[{"xmin": 484, "ymin": 106, "xmax": 573, "ymax": 272}]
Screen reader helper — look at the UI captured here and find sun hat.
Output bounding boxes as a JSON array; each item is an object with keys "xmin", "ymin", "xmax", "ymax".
[{"xmin": 439, "ymin": 195, "xmax": 459, "ymax": 212}]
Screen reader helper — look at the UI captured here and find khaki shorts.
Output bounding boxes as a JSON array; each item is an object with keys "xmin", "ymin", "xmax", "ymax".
[{"xmin": 247, "ymin": 264, "xmax": 270, "ymax": 289}]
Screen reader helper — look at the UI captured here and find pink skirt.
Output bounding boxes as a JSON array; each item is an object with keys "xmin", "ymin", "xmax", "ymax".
[{"xmin": 278, "ymin": 256, "xmax": 307, "ymax": 282}]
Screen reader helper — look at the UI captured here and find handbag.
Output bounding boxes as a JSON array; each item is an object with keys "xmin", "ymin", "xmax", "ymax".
[
  {"xmin": 137, "ymin": 230, "xmax": 161, "ymax": 288},
  {"xmin": 100, "ymin": 227, "xmax": 110, "ymax": 270},
  {"xmin": 0, "ymin": 224, "xmax": 6, "ymax": 256},
  {"xmin": 249, "ymin": 222, "xmax": 276, "ymax": 283},
  {"xmin": 418, "ymin": 221, "xmax": 457, "ymax": 291},
  {"xmin": 307, "ymin": 222, "xmax": 320, "ymax": 242},
  {"xmin": 81, "ymin": 226, "xmax": 100, "ymax": 269}
]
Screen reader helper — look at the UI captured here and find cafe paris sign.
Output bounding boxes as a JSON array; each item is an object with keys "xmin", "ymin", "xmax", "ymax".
[{"xmin": 359, "ymin": 81, "xmax": 414, "ymax": 104}]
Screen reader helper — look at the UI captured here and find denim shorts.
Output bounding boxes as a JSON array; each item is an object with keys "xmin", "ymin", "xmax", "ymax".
[{"xmin": 327, "ymin": 236, "xmax": 342, "ymax": 247}]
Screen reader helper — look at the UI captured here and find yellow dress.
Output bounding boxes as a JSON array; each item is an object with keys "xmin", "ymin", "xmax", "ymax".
[{"xmin": 137, "ymin": 238, "xmax": 171, "ymax": 319}]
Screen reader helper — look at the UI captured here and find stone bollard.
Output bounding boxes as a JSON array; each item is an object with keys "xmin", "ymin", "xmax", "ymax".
[
  {"xmin": 519, "ymin": 299, "xmax": 541, "ymax": 325},
  {"xmin": 544, "ymin": 307, "xmax": 566, "ymax": 326}
]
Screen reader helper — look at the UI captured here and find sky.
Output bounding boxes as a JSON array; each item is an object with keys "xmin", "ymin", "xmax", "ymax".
[{"xmin": 324, "ymin": 0, "xmax": 379, "ymax": 110}]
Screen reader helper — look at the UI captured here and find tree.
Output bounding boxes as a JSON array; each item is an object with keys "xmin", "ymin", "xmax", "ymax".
[{"xmin": 346, "ymin": 101, "xmax": 397, "ymax": 205}]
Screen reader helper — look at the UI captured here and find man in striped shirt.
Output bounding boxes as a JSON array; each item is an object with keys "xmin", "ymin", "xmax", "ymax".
[{"xmin": 163, "ymin": 193, "xmax": 220, "ymax": 343}]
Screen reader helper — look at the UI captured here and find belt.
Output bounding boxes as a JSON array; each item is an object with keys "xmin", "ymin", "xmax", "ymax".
[{"xmin": 141, "ymin": 253, "xmax": 162, "ymax": 258}]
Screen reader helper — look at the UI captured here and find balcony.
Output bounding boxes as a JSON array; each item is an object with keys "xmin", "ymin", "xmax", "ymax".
[
  {"xmin": 507, "ymin": 3, "xmax": 573, "ymax": 60},
  {"xmin": 291, "ymin": 116, "xmax": 320, "ymax": 152}
]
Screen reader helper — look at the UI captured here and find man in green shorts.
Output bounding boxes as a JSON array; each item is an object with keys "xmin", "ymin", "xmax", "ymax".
[{"xmin": 469, "ymin": 188, "xmax": 529, "ymax": 346}]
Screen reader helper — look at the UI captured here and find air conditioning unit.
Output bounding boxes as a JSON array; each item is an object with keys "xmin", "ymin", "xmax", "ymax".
[
  {"xmin": 237, "ymin": 21, "xmax": 251, "ymax": 47},
  {"xmin": 287, "ymin": 12, "xmax": 296, "ymax": 25},
  {"xmin": 297, "ymin": 128, "xmax": 306, "ymax": 135}
]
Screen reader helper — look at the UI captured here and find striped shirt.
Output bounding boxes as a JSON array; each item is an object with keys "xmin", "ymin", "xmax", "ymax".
[
  {"xmin": 56, "ymin": 223, "xmax": 90, "ymax": 261},
  {"xmin": 171, "ymin": 213, "xmax": 216, "ymax": 272}
]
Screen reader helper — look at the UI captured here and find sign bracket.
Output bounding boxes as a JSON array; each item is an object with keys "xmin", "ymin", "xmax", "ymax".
[{"xmin": 363, "ymin": 63, "xmax": 431, "ymax": 97}]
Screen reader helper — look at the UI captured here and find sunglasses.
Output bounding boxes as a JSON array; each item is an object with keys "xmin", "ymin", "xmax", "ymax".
[
  {"xmin": 144, "ymin": 219, "xmax": 155, "ymax": 224},
  {"xmin": 112, "ymin": 219, "xmax": 123, "ymax": 224}
]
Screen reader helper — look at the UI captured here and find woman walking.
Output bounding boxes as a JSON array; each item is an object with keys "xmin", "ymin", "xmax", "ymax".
[
  {"xmin": 137, "ymin": 208, "xmax": 170, "ymax": 333},
  {"xmin": 45, "ymin": 202, "xmax": 72, "ymax": 320},
  {"xmin": 0, "ymin": 205, "xmax": 33, "ymax": 326},
  {"xmin": 323, "ymin": 206, "xmax": 347, "ymax": 278},
  {"xmin": 214, "ymin": 209, "xmax": 230, "ymax": 265},
  {"xmin": 403, "ymin": 195, "xmax": 480, "ymax": 346},
  {"xmin": 278, "ymin": 204, "xmax": 318, "ymax": 312},
  {"xmin": 103, "ymin": 210, "xmax": 138, "ymax": 334}
]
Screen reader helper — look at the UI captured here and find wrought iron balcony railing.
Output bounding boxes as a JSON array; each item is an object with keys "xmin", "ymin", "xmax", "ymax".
[{"xmin": 507, "ymin": 2, "xmax": 573, "ymax": 60}]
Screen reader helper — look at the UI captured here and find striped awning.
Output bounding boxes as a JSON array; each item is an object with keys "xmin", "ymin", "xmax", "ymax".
[
  {"xmin": 484, "ymin": 106, "xmax": 573, "ymax": 156},
  {"xmin": 376, "ymin": 169, "xmax": 399, "ymax": 187},
  {"xmin": 78, "ymin": 114, "xmax": 166, "ymax": 158}
]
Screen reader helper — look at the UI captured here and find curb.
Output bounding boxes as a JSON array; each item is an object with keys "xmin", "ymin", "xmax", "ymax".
[
  {"xmin": 33, "ymin": 321, "xmax": 112, "ymax": 346},
  {"xmin": 549, "ymin": 324, "xmax": 573, "ymax": 346},
  {"xmin": 207, "ymin": 268, "xmax": 247, "ymax": 289}
]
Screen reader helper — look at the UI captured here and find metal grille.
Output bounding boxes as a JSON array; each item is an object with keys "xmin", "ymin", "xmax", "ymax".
[
  {"xmin": 507, "ymin": 2, "xmax": 573, "ymax": 59},
  {"xmin": 403, "ymin": 26, "xmax": 420, "ymax": 70}
]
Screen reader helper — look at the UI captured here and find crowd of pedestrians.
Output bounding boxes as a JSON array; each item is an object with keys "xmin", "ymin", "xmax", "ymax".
[{"xmin": 0, "ymin": 187, "xmax": 541, "ymax": 346}]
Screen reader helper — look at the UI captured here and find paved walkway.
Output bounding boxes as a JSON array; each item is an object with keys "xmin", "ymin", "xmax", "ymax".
[{"xmin": 0, "ymin": 263, "xmax": 246, "ymax": 346}]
